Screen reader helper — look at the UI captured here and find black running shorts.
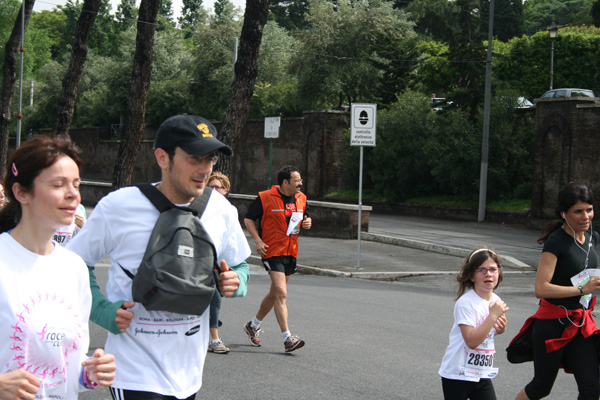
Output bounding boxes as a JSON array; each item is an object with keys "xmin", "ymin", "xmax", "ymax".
[{"xmin": 262, "ymin": 256, "xmax": 297, "ymax": 276}]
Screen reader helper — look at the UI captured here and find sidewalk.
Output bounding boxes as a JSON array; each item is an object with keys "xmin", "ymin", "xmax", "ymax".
[{"xmin": 245, "ymin": 213, "xmax": 543, "ymax": 282}]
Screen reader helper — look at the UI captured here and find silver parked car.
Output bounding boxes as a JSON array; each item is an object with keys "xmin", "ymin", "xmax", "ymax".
[{"xmin": 540, "ymin": 88, "xmax": 597, "ymax": 99}]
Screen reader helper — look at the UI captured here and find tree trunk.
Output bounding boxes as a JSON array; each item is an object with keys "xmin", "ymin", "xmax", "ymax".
[
  {"xmin": 218, "ymin": 0, "xmax": 270, "ymax": 179},
  {"xmin": 52, "ymin": 0, "xmax": 103, "ymax": 136},
  {"xmin": 112, "ymin": 0, "xmax": 160, "ymax": 189},
  {"xmin": 0, "ymin": 0, "xmax": 34, "ymax": 180}
]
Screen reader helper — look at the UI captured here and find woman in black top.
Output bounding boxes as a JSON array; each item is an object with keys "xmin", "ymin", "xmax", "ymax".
[{"xmin": 514, "ymin": 182, "xmax": 600, "ymax": 400}]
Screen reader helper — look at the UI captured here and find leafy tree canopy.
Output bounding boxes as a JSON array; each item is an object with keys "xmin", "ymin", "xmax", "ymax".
[
  {"xmin": 523, "ymin": 0, "xmax": 594, "ymax": 35},
  {"xmin": 268, "ymin": 0, "xmax": 310, "ymax": 31},
  {"xmin": 189, "ymin": 6, "xmax": 242, "ymax": 119},
  {"xmin": 292, "ymin": 0, "xmax": 416, "ymax": 109},
  {"xmin": 494, "ymin": 25, "xmax": 600, "ymax": 99},
  {"xmin": 251, "ymin": 20, "xmax": 302, "ymax": 117}
]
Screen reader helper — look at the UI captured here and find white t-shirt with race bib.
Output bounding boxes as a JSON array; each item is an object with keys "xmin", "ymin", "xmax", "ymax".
[
  {"xmin": 438, "ymin": 289, "xmax": 501, "ymax": 382},
  {"xmin": 67, "ymin": 185, "xmax": 250, "ymax": 398},
  {"xmin": 0, "ymin": 233, "xmax": 91, "ymax": 399},
  {"xmin": 53, "ymin": 203, "xmax": 87, "ymax": 246}
]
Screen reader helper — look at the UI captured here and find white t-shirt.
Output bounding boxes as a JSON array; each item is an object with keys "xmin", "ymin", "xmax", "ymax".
[
  {"xmin": 0, "ymin": 233, "xmax": 91, "ymax": 399},
  {"xmin": 67, "ymin": 185, "xmax": 251, "ymax": 398},
  {"xmin": 54, "ymin": 203, "xmax": 87, "ymax": 246},
  {"xmin": 438, "ymin": 289, "xmax": 501, "ymax": 382}
]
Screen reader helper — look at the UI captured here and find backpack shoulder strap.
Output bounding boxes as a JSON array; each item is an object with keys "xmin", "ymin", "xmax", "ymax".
[
  {"xmin": 136, "ymin": 183, "xmax": 173, "ymax": 213},
  {"xmin": 119, "ymin": 262, "xmax": 135, "ymax": 280},
  {"xmin": 188, "ymin": 187, "xmax": 212, "ymax": 218}
]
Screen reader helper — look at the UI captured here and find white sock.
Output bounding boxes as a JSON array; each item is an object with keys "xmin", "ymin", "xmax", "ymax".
[
  {"xmin": 283, "ymin": 331, "xmax": 291, "ymax": 342},
  {"xmin": 210, "ymin": 339, "xmax": 220, "ymax": 344},
  {"xmin": 251, "ymin": 317, "xmax": 262, "ymax": 329}
]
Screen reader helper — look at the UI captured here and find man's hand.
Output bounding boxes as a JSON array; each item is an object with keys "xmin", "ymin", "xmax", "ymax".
[
  {"xmin": 256, "ymin": 240, "xmax": 268, "ymax": 257},
  {"xmin": 116, "ymin": 301, "xmax": 135, "ymax": 333},
  {"xmin": 81, "ymin": 348, "xmax": 117, "ymax": 388},
  {"xmin": 0, "ymin": 370, "xmax": 40, "ymax": 400},
  {"xmin": 217, "ymin": 260, "xmax": 240, "ymax": 297},
  {"xmin": 302, "ymin": 216, "xmax": 312, "ymax": 230}
]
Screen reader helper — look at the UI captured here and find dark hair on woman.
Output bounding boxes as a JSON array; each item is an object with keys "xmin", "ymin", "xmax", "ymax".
[
  {"xmin": 538, "ymin": 182, "xmax": 594, "ymax": 244},
  {"xmin": 0, "ymin": 134, "xmax": 82, "ymax": 233},
  {"xmin": 456, "ymin": 246, "xmax": 503, "ymax": 300}
]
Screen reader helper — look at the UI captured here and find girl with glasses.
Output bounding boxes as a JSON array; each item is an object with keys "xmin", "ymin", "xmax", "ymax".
[{"xmin": 439, "ymin": 247, "xmax": 509, "ymax": 399}]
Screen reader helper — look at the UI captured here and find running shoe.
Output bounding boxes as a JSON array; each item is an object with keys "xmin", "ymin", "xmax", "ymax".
[
  {"xmin": 284, "ymin": 335, "xmax": 305, "ymax": 352},
  {"xmin": 243, "ymin": 322, "xmax": 261, "ymax": 347},
  {"xmin": 208, "ymin": 339, "xmax": 230, "ymax": 354}
]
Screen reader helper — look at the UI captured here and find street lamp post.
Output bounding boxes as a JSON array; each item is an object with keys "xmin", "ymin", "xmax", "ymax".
[{"xmin": 548, "ymin": 22, "xmax": 559, "ymax": 90}]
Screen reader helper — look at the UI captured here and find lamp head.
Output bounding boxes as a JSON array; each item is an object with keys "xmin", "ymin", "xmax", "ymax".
[{"xmin": 548, "ymin": 22, "xmax": 559, "ymax": 39}]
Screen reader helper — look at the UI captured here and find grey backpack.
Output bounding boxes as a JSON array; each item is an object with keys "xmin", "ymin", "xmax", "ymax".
[{"xmin": 120, "ymin": 184, "xmax": 219, "ymax": 316}]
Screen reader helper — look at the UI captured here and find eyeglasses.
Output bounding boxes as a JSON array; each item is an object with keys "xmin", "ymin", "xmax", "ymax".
[
  {"xmin": 475, "ymin": 267, "xmax": 500, "ymax": 274},
  {"xmin": 292, "ymin": 179, "xmax": 303, "ymax": 184},
  {"xmin": 174, "ymin": 151, "xmax": 218, "ymax": 166},
  {"xmin": 209, "ymin": 184, "xmax": 227, "ymax": 192}
]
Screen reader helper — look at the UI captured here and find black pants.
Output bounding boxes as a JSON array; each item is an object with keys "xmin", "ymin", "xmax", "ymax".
[
  {"xmin": 441, "ymin": 377, "xmax": 496, "ymax": 400},
  {"xmin": 525, "ymin": 318, "xmax": 600, "ymax": 400},
  {"xmin": 110, "ymin": 388, "xmax": 196, "ymax": 400}
]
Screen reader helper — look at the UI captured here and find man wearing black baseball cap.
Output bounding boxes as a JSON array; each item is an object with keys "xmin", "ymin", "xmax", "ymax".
[
  {"xmin": 68, "ymin": 115, "xmax": 251, "ymax": 399},
  {"xmin": 155, "ymin": 114, "xmax": 233, "ymax": 157}
]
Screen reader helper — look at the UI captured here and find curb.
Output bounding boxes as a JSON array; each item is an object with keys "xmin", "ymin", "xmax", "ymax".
[
  {"xmin": 247, "ymin": 231, "xmax": 535, "ymax": 282},
  {"xmin": 249, "ymin": 256, "xmax": 534, "ymax": 282},
  {"xmin": 360, "ymin": 233, "xmax": 533, "ymax": 271}
]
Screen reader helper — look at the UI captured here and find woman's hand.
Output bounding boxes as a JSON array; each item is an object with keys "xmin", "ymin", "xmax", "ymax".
[
  {"xmin": 81, "ymin": 348, "xmax": 116, "ymax": 388},
  {"xmin": 116, "ymin": 301, "xmax": 135, "ymax": 333},
  {"xmin": 582, "ymin": 277, "xmax": 600, "ymax": 295},
  {"xmin": 0, "ymin": 370, "xmax": 40, "ymax": 400},
  {"xmin": 73, "ymin": 214, "xmax": 85, "ymax": 228}
]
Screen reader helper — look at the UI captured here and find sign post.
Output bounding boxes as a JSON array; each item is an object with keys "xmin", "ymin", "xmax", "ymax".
[
  {"xmin": 350, "ymin": 103, "xmax": 377, "ymax": 269},
  {"xmin": 264, "ymin": 117, "xmax": 280, "ymax": 188}
]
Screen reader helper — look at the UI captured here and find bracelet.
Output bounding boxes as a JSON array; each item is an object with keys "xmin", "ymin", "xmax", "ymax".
[
  {"xmin": 256, "ymin": 240, "xmax": 263, "ymax": 245},
  {"xmin": 578, "ymin": 285, "xmax": 585, "ymax": 296},
  {"xmin": 82, "ymin": 368, "xmax": 98, "ymax": 389}
]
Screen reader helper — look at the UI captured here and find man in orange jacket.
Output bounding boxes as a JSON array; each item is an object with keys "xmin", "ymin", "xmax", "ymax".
[{"xmin": 243, "ymin": 165, "xmax": 312, "ymax": 352}]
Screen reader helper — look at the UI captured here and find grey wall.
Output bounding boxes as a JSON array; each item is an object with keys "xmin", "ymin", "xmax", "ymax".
[
  {"xmin": 531, "ymin": 97, "xmax": 600, "ymax": 218},
  {"xmin": 48, "ymin": 110, "xmax": 351, "ymax": 205}
]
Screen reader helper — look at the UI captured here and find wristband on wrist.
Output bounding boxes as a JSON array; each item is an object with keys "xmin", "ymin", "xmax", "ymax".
[
  {"xmin": 578, "ymin": 285, "xmax": 585, "ymax": 296},
  {"xmin": 81, "ymin": 367, "xmax": 98, "ymax": 389},
  {"xmin": 256, "ymin": 240, "xmax": 263, "ymax": 245}
]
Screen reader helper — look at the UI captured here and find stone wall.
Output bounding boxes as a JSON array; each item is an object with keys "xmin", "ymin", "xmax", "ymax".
[
  {"xmin": 228, "ymin": 110, "xmax": 350, "ymax": 198},
  {"xmin": 531, "ymin": 97, "xmax": 600, "ymax": 217},
  {"xmin": 53, "ymin": 110, "xmax": 351, "ymax": 204},
  {"xmin": 229, "ymin": 194, "xmax": 371, "ymax": 239},
  {"xmin": 18, "ymin": 99, "xmax": 600, "ymax": 223}
]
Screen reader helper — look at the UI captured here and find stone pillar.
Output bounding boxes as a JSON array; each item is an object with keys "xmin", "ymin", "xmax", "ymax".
[{"xmin": 531, "ymin": 97, "xmax": 600, "ymax": 218}]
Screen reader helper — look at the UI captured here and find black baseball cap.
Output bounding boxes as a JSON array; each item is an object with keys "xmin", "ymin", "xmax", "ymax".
[{"xmin": 155, "ymin": 114, "xmax": 233, "ymax": 156}]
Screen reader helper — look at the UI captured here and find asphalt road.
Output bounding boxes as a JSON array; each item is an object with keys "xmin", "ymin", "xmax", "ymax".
[{"xmin": 80, "ymin": 265, "xmax": 580, "ymax": 400}]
